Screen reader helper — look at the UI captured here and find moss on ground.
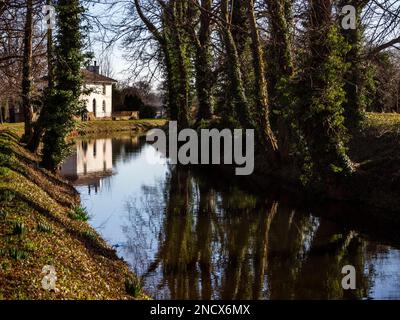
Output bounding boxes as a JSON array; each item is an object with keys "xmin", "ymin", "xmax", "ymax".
[{"xmin": 0, "ymin": 131, "xmax": 147, "ymax": 300}]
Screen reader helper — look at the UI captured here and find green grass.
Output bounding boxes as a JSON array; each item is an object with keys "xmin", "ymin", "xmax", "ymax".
[
  {"xmin": 0, "ymin": 123, "xmax": 24, "ymax": 136},
  {"xmin": 8, "ymin": 248, "xmax": 28, "ymax": 261},
  {"xmin": 125, "ymin": 276, "xmax": 143, "ymax": 298},
  {"xmin": 12, "ymin": 221, "xmax": 27, "ymax": 236},
  {"xmin": 68, "ymin": 205, "xmax": 90, "ymax": 222},
  {"xmin": 75, "ymin": 119, "xmax": 167, "ymax": 135},
  {"xmin": 366, "ymin": 112, "xmax": 400, "ymax": 128},
  {"xmin": 37, "ymin": 221, "xmax": 53, "ymax": 234}
]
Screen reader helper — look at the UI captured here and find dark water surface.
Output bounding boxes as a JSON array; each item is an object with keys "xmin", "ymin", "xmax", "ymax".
[{"xmin": 61, "ymin": 133, "xmax": 400, "ymax": 300}]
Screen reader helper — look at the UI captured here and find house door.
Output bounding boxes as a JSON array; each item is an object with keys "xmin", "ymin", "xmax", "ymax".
[{"xmin": 93, "ymin": 99, "xmax": 97, "ymax": 117}]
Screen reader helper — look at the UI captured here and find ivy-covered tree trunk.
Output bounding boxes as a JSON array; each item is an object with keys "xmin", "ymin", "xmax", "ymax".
[
  {"xmin": 265, "ymin": 0, "xmax": 294, "ymax": 160},
  {"xmin": 339, "ymin": 0, "xmax": 368, "ymax": 130},
  {"xmin": 299, "ymin": 0, "xmax": 353, "ymax": 184},
  {"xmin": 164, "ymin": 47, "xmax": 180, "ymax": 122},
  {"xmin": 230, "ymin": 0, "xmax": 254, "ymax": 118},
  {"xmin": 21, "ymin": 0, "xmax": 34, "ymax": 140},
  {"xmin": 164, "ymin": 0, "xmax": 191, "ymax": 127},
  {"xmin": 247, "ymin": 0, "xmax": 279, "ymax": 159},
  {"xmin": 220, "ymin": 0, "xmax": 252, "ymax": 128},
  {"xmin": 41, "ymin": 0, "xmax": 85, "ymax": 170},
  {"xmin": 27, "ymin": 0, "xmax": 54, "ymax": 153},
  {"xmin": 194, "ymin": 0, "xmax": 213, "ymax": 122},
  {"xmin": 266, "ymin": 0, "xmax": 293, "ymax": 97}
]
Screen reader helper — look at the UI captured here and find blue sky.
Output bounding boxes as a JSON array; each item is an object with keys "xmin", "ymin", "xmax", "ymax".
[{"xmin": 85, "ymin": 1, "xmax": 132, "ymax": 82}]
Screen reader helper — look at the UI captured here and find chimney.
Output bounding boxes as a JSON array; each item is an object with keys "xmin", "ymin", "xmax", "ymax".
[{"xmin": 87, "ymin": 61, "xmax": 100, "ymax": 74}]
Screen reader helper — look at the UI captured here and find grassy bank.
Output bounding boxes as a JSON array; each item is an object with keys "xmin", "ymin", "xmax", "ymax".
[
  {"xmin": 0, "ymin": 119, "xmax": 167, "ymax": 138},
  {"xmin": 0, "ymin": 131, "xmax": 146, "ymax": 300},
  {"xmin": 74, "ymin": 119, "xmax": 167, "ymax": 136},
  {"xmin": 346, "ymin": 113, "xmax": 400, "ymax": 211},
  {"xmin": 197, "ymin": 112, "xmax": 400, "ymax": 212}
]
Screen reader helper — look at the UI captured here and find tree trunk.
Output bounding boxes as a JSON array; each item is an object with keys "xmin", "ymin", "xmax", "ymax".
[
  {"xmin": 194, "ymin": 0, "xmax": 213, "ymax": 122},
  {"xmin": 265, "ymin": 0, "xmax": 294, "ymax": 161},
  {"xmin": 220, "ymin": 0, "xmax": 252, "ymax": 128},
  {"xmin": 0, "ymin": 104, "xmax": 3, "ymax": 124},
  {"xmin": 168, "ymin": 0, "xmax": 190, "ymax": 127},
  {"xmin": 21, "ymin": 0, "xmax": 34, "ymax": 140},
  {"xmin": 247, "ymin": 0, "xmax": 279, "ymax": 160},
  {"xmin": 339, "ymin": 0, "xmax": 367, "ymax": 130},
  {"xmin": 300, "ymin": 0, "xmax": 353, "ymax": 184},
  {"xmin": 47, "ymin": 0, "xmax": 54, "ymax": 90},
  {"xmin": 27, "ymin": 0, "xmax": 54, "ymax": 153}
]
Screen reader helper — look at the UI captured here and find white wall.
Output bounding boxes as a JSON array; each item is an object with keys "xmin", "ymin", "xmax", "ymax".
[
  {"xmin": 81, "ymin": 83, "xmax": 113, "ymax": 118},
  {"xmin": 76, "ymin": 139, "xmax": 113, "ymax": 175},
  {"xmin": 60, "ymin": 139, "xmax": 113, "ymax": 180}
]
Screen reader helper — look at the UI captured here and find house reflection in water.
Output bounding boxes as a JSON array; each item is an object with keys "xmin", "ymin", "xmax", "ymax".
[{"xmin": 61, "ymin": 139, "xmax": 113, "ymax": 194}]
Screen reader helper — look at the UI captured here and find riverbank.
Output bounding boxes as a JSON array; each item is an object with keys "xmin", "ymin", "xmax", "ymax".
[
  {"xmin": 0, "ymin": 119, "xmax": 167, "ymax": 138},
  {"xmin": 74, "ymin": 119, "xmax": 167, "ymax": 136},
  {"xmin": 195, "ymin": 112, "xmax": 400, "ymax": 213},
  {"xmin": 1, "ymin": 113, "xmax": 399, "ymax": 210},
  {"xmin": 0, "ymin": 130, "xmax": 146, "ymax": 299}
]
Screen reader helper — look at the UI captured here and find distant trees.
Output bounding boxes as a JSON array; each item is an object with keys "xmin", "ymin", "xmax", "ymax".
[
  {"xmin": 113, "ymin": 83, "xmax": 158, "ymax": 118},
  {"xmin": 0, "ymin": 0, "xmax": 47, "ymax": 126},
  {"xmin": 368, "ymin": 51, "xmax": 400, "ymax": 113}
]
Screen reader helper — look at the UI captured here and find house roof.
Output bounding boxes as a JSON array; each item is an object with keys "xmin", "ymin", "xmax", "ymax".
[
  {"xmin": 38, "ymin": 70, "xmax": 118, "ymax": 85},
  {"xmin": 82, "ymin": 69, "xmax": 118, "ymax": 84}
]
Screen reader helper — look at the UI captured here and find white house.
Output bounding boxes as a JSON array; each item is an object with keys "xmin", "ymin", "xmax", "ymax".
[
  {"xmin": 61, "ymin": 138, "xmax": 113, "ymax": 192},
  {"xmin": 81, "ymin": 63, "xmax": 118, "ymax": 120},
  {"xmin": 36, "ymin": 63, "xmax": 118, "ymax": 121}
]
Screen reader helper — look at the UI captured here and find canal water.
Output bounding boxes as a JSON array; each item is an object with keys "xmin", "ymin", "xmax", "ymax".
[{"xmin": 61, "ymin": 133, "xmax": 400, "ymax": 300}]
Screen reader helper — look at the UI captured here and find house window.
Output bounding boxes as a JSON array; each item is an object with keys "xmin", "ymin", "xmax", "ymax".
[
  {"xmin": 102, "ymin": 100, "xmax": 106, "ymax": 113},
  {"xmin": 93, "ymin": 99, "xmax": 97, "ymax": 117},
  {"xmin": 93, "ymin": 141, "xmax": 97, "ymax": 157},
  {"xmin": 102, "ymin": 84, "xmax": 106, "ymax": 95},
  {"xmin": 82, "ymin": 141, "xmax": 88, "ymax": 155}
]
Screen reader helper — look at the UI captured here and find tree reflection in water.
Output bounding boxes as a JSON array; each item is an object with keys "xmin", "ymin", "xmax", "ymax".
[{"xmin": 122, "ymin": 165, "xmax": 391, "ymax": 300}]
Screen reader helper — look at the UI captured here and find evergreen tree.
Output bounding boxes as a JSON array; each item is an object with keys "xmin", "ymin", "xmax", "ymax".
[{"xmin": 41, "ymin": 0, "xmax": 85, "ymax": 170}]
